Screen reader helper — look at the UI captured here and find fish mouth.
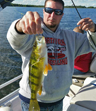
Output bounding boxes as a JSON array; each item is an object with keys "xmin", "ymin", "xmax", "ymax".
[{"xmin": 48, "ymin": 53, "xmax": 65, "ymax": 59}]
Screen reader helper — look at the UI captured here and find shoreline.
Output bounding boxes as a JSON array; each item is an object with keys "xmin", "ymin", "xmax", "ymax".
[{"xmin": 8, "ymin": 3, "xmax": 96, "ymax": 9}]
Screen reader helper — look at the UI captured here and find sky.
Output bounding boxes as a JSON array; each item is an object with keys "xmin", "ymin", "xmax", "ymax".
[{"xmin": 13, "ymin": 0, "xmax": 96, "ymax": 7}]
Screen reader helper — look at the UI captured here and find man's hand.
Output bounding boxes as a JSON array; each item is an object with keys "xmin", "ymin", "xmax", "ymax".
[
  {"xmin": 16, "ymin": 11, "xmax": 43, "ymax": 35},
  {"xmin": 77, "ymin": 18, "xmax": 95, "ymax": 32}
]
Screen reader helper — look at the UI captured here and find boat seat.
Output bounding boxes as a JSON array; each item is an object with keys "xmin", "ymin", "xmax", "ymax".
[
  {"xmin": 72, "ymin": 72, "xmax": 96, "ymax": 79},
  {"xmin": 63, "ymin": 96, "xmax": 92, "ymax": 111},
  {"xmin": 70, "ymin": 77, "xmax": 96, "ymax": 111},
  {"xmin": 67, "ymin": 104, "xmax": 92, "ymax": 111},
  {"xmin": 72, "ymin": 53, "xmax": 96, "ymax": 86}
]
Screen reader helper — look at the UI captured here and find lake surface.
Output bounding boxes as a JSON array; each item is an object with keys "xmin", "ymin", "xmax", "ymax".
[{"xmin": 0, "ymin": 6, "xmax": 96, "ymax": 98}]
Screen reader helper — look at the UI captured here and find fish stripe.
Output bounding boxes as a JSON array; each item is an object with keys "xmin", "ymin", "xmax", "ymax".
[
  {"xmin": 29, "ymin": 81, "xmax": 39, "ymax": 86},
  {"xmin": 29, "ymin": 72, "xmax": 39, "ymax": 79},
  {"xmin": 31, "ymin": 89, "xmax": 36, "ymax": 93},
  {"xmin": 29, "ymin": 64, "xmax": 38, "ymax": 69},
  {"xmin": 30, "ymin": 98, "xmax": 36, "ymax": 100}
]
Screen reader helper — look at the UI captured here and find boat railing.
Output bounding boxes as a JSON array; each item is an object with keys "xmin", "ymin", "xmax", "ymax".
[
  {"xmin": 0, "ymin": 74, "xmax": 22, "ymax": 106},
  {"xmin": 0, "ymin": 74, "xmax": 22, "ymax": 90}
]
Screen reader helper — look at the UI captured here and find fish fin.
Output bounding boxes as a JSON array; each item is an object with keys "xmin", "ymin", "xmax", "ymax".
[
  {"xmin": 38, "ymin": 85, "xmax": 42, "ymax": 95},
  {"xmin": 29, "ymin": 99, "xmax": 40, "ymax": 111},
  {"xmin": 43, "ymin": 65, "xmax": 48, "ymax": 75},
  {"xmin": 43, "ymin": 64, "xmax": 52, "ymax": 75},
  {"xmin": 48, "ymin": 63, "xmax": 52, "ymax": 71}
]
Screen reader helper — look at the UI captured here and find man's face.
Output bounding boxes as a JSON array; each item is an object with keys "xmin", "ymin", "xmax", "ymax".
[{"xmin": 43, "ymin": 1, "xmax": 64, "ymax": 32}]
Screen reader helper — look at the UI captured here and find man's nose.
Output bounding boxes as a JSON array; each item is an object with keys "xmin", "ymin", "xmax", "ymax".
[{"xmin": 51, "ymin": 11, "xmax": 56, "ymax": 17}]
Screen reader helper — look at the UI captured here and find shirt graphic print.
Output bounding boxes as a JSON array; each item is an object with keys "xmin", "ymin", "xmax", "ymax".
[{"xmin": 45, "ymin": 37, "xmax": 67, "ymax": 65}]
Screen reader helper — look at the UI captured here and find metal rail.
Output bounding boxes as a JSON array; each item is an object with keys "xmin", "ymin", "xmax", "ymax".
[{"xmin": 0, "ymin": 74, "xmax": 22, "ymax": 89}]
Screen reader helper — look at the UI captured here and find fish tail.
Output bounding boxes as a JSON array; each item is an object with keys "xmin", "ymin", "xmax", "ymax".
[{"xmin": 29, "ymin": 99, "xmax": 40, "ymax": 111}]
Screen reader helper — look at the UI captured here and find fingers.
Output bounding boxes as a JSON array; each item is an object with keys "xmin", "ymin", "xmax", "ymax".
[
  {"xmin": 34, "ymin": 12, "xmax": 43, "ymax": 34},
  {"xmin": 77, "ymin": 18, "xmax": 95, "ymax": 32},
  {"xmin": 17, "ymin": 11, "xmax": 43, "ymax": 35}
]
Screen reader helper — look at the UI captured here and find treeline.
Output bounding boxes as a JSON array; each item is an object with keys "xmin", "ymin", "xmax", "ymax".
[
  {"xmin": 8, "ymin": 3, "xmax": 96, "ymax": 8},
  {"xmin": 65, "ymin": 5, "xmax": 86, "ymax": 8},
  {"xmin": 8, "ymin": 3, "xmax": 44, "ymax": 7},
  {"xmin": 65, "ymin": 6, "xmax": 96, "ymax": 8}
]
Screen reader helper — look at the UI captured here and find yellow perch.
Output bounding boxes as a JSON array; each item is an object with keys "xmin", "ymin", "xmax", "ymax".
[{"xmin": 29, "ymin": 35, "xmax": 52, "ymax": 111}]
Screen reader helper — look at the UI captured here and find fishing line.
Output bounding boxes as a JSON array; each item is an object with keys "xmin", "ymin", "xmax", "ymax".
[
  {"xmin": 5, "ymin": 0, "xmax": 24, "ymax": 16},
  {"xmin": 71, "ymin": 0, "xmax": 82, "ymax": 19}
]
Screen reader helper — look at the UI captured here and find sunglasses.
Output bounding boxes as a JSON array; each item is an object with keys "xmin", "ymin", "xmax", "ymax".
[{"xmin": 44, "ymin": 7, "xmax": 63, "ymax": 15}]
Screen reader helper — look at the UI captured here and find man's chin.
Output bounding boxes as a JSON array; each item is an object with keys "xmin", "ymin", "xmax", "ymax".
[
  {"xmin": 45, "ymin": 23, "xmax": 57, "ymax": 30},
  {"xmin": 49, "ymin": 25, "xmax": 56, "ymax": 28},
  {"xmin": 48, "ymin": 24, "xmax": 57, "ymax": 28}
]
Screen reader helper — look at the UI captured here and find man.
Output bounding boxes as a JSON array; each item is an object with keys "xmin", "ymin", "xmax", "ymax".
[
  {"xmin": 73, "ymin": 27, "xmax": 92, "ymax": 74},
  {"xmin": 7, "ymin": 0, "xmax": 96, "ymax": 111}
]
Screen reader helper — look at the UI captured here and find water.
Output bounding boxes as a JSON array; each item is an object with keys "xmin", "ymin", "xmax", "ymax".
[{"xmin": 0, "ymin": 6, "xmax": 96, "ymax": 98}]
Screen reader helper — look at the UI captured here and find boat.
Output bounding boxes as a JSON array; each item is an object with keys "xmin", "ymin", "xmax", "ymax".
[
  {"xmin": 0, "ymin": 75, "xmax": 22, "ymax": 111},
  {"xmin": 0, "ymin": 0, "xmax": 14, "ymax": 11},
  {"xmin": 0, "ymin": 1, "xmax": 96, "ymax": 111},
  {"xmin": 65, "ymin": 53, "xmax": 96, "ymax": 111}
]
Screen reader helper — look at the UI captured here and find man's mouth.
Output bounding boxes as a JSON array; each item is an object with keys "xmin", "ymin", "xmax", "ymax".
[{"xmin": 49, "ymin": 19, "xmax": 55, "ymax": 23}]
